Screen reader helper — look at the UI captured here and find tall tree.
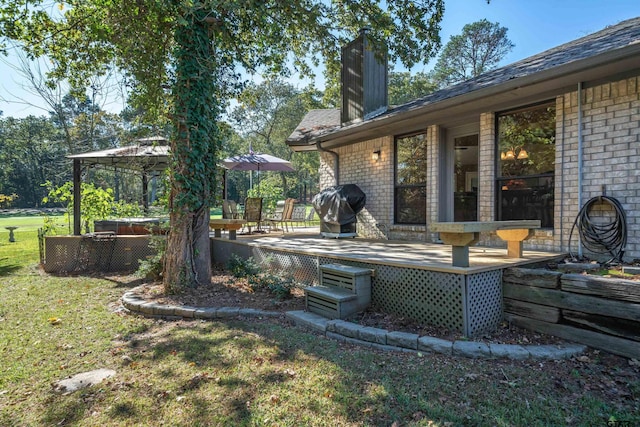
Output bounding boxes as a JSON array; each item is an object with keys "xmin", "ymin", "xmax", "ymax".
[
  {"xmin": 0, "ymin": 115, "xmax": 66, "ymax": 207},
  {"xmin": 432, "ymin": 19, "xmax": 514, "ymax": 88},
  {"xmin": 1, "ymin": 1, "xmax": 446, "ymax": 291},
  {"xmin": 388, "ymin": 71, "xmax": 438, "ymax": 105}
]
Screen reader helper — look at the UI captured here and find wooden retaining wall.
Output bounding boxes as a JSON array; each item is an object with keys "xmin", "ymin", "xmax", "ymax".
[{"xmin": 503, "ymin": 268, "xmax": 640, "ymax": 359}]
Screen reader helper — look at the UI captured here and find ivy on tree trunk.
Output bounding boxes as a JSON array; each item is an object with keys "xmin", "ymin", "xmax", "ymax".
[{"xmin": 164, "ymin": 6, "xmax": 221, "ymax": 292}]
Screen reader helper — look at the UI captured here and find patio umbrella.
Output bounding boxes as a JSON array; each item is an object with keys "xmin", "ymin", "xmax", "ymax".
[
  {"xmin": 222, "ymin": 153, "xmax": 295, "ymax": 172},
  {"xmin": 222, "ymin": 152, "xmax": 295, "ymax": 197}
]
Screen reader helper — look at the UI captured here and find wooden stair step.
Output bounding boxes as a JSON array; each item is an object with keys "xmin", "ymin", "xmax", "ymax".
[{"xmin": 304, "ymin": 285, "xmax": 357, "ymax": 302}]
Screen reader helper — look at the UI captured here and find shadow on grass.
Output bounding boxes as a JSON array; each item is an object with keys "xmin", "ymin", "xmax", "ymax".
[
  {"xmin": 99, "ymin": 320, "xmax": 401, "ymax": 426},
  {"xmin": 45, "ymin": 270, "xmax": 145, "ymax": 289},
  {"xmin": 0, "ymin": 262, "xmax": 21, "ymax": 276},
  {"xmin": 41, "ymin": 396, "xmax": 86, "ymax": 426},
  {"xmin": 32, "ymin": 312, "xmax": 638, "ymax": 426}
]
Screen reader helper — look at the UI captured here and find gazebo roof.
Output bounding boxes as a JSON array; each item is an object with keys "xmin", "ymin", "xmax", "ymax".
[{"xmin": 67, "ymin": 136, "xmax": 170, "ymax": 172}]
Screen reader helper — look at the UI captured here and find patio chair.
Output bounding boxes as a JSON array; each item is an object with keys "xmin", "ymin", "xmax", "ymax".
[
  {"xmin": 304, "ymin": 209, "xmax": 316, "ymax": 227},
  {"xmin": 290, "ymin": 205, "xmax": 307, "ymax": 230},
  {"xmin": 222, "ymin": 199, "xmax": 240, "ymax": 219},
  {"xmin": 243, "ymin": 197, "xmax": 263, "ymax": 233},
  {"xmin": 264, "ymin": 200, "xmax": 286, "ymax": 232},
  {"xmin": 267, "ymin": 198, "xmax": 295, "ymax": 234}
]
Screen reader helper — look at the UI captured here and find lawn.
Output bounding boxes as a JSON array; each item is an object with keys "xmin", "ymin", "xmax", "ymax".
[{"xmin": 0, "ymin": 219, "xmax": 638, "ymax": 426}]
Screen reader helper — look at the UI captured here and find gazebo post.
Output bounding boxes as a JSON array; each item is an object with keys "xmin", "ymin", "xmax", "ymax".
[
  {"xmin": 73, "ymin": 159, "xmax": 81, "ymax": 235},
  {"xmin": 142, "ymin": 172, "xmax": 149, "ymax": 214}
]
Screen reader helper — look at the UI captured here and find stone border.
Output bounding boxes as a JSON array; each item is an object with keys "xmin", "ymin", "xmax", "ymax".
[{"xmin": 121, "ymin": 287, "xmax": 586, "ymax": 360}]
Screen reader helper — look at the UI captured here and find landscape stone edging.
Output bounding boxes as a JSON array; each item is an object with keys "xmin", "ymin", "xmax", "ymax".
[{"xmin": 121, "ymin": 288, "xmax": 586, "ymax": 360}]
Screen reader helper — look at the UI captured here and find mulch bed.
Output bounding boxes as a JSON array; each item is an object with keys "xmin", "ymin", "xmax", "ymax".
[{"xmin": 136, "ymin": 267, "xmax": 566, "ymax": 346}]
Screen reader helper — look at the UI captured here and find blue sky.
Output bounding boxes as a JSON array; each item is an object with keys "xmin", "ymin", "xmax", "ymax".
[{"xmin": 1, "ymin": 0, "xmax": 639, "ymax": 118}]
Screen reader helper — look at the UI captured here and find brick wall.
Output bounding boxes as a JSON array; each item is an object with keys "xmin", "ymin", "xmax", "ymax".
[
  {"xmin": 425, "ymin": 125, "xmax": 441, "ymax": 242},
  {"xmin": 557, "ymin": 76, "xmax": 640, "ymax": 259},
  {"xmin": 319, "ymin": 137, "xmax": 393, "ymax": 239},
  {"xmin": 316, "ymin": 74, "xmax": 640, "ymax": 259}
]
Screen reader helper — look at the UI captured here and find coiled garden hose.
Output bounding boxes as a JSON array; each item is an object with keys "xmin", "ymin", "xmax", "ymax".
[{"xmin": 568, "ymin": 195, "xmax": 627, "ymax": 264}]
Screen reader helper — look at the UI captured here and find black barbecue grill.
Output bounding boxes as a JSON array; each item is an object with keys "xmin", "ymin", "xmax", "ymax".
[{"xmin": 312, "ymin": 184, "xmax": 366, "ymax": 238}]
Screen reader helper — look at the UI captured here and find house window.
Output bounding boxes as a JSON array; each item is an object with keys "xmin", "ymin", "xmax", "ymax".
[
  {"xmin": 395, "ymin": 132, "xmax": 427, "ymax": 224},
  {"xmin": 496, "ymin": 102, "xmax": 555, "ymax": 228}
]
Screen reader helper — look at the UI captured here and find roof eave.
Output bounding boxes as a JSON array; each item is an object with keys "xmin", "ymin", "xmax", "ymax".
[{"xmin": 296, "ymin": 42, "xmax": 640, "ymax": 151}]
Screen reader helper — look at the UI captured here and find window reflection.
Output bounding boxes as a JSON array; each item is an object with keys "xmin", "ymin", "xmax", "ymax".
[
  {"xmin": 496, "ymin": 103, "xmax": 555, "ymax": 228},
  {"xmin": 395, "ymin": 133, "xmax": 427, "ymax": 224}
]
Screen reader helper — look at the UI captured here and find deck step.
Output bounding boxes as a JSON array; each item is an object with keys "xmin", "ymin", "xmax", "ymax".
[
  {"xmin": 305, "ymin": 285, "xmax": 357, "ymax": 302},
  {"xmin": 305, "ymin": 287, "xmax": 350, "ymax": 319},
  {"xmin": 304, "ymin": 264, "xmax": 372, "ymax": 319}
]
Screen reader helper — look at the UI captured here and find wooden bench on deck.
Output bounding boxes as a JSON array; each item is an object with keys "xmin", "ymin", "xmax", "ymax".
[
  {"xmin": 209, "ymin": 219, "xmax": 246, "ymax": 240},
  {"xmin": 430, "ymin": 220, "xmax": 541, "ymax": 267}
]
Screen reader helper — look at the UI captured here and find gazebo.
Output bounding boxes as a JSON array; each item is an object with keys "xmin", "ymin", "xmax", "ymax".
[{"xmin": 66, "ymin": 136, "xmax": 170, "ymax": 235}]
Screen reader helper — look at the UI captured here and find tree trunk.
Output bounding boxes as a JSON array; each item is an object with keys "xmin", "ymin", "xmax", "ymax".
[
  {"xmin": 164, "ymin": 202, "xmax": 211, "ymax": 293},
  {"xmin": 161, "ymin": 6, "xmax": 218, "ymax": 293}
]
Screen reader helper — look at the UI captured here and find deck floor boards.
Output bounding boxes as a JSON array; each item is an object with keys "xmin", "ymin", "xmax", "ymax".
[{"xmin": 211, "ymin": 228, "xmax": 563, "ymax": 274}]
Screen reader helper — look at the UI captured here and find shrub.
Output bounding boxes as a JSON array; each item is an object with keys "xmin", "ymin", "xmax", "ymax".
[
  {"xmin": 226, "ymin": 254, "xmax": 261, "ymax": 278},
  {"xmin": 248, "ymin": 272, "xmax": 296, "ymax": 300},
  {"xmin": 136, "ymin": 227, "xmax": 168, "ymax": 281}
]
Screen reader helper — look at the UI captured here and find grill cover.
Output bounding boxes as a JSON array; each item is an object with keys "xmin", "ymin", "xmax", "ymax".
[{"xmin": 312, "ymin": 184, "xmax": 366, "ymax": 225}]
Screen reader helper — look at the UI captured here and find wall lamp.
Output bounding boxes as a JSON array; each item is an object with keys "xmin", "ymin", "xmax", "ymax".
[{"xmin": 372, "ymin": 150, "xmax": 381, "ymax": 162}]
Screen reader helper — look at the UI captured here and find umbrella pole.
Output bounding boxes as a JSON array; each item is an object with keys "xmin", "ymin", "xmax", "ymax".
[{"xmin": 223, "ymin": 169, "xmax": 227, "ymax": 200}]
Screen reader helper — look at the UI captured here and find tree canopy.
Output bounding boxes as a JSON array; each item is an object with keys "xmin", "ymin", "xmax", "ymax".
[
  {"xmin": 432, "ymin": 19, "xmax": 513, "ymax": 88},
  {"xmin": 388, "ymin": 71, "xmax": 438, "ymax": 106},
  {"xmin": 0, "ymin": 0, "xmax": 448, "ymax": 291}
]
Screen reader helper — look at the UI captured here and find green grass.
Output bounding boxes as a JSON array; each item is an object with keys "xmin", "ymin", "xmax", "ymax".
[{"xmin": 0, "ymin": 226, "xmax": 638, "ymax": 426}]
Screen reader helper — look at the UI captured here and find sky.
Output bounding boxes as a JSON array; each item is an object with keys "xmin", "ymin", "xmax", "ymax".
[{"xmin": 1, "ymin": 0, "xmax": 639, "ymax": 119}]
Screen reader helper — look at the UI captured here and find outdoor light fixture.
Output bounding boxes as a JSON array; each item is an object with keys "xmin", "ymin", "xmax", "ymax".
[{"xmin": 372, "ymin": 150, "xmax": 381, "ymax": 161}]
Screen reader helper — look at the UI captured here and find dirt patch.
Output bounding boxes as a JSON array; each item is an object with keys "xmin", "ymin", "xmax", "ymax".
[{"xmin": 137, "ymin": 267, "xmax": 564, "ymax": 346}]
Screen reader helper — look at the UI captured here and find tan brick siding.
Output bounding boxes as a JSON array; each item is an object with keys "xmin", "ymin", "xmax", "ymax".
[
  {"xmin": 558, "ymin": 76, "xmax": 640, "ymax": 260},
  {"xmin": 316, "ymin": 74, "xmax": 640, "ymax": 260}
]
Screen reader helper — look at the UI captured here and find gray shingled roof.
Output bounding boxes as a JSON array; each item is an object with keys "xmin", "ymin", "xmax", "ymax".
[
  {"xmin": 286, "ymin": 108, "xmax": 341, "ymax": 144},
  {"xmin": 287, "ymin": 16, "xmax": 640, "ymax": 147}
]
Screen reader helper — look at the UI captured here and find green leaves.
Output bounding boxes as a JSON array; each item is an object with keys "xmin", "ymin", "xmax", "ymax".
[
  {"xmin": 1, "ymin": 0, "xmax": 448, "ymax": 289},
  {"xmin": 432, "ymin": 19, "xmax": 514, "ymax": 88}
]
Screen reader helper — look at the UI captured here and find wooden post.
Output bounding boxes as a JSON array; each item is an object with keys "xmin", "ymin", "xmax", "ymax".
[
  {"xmin": 142, "ymin": 173, "xmax": 149, "ymax": 214},
  {"xmin": 496, "ymin": 228, "xmax": 533, "ymax": 258},
  {"xmin": 438, "ymin": 232, "xmax": 480, "ymax": 268},
  {"xmin": 73, "ymin": 159, "xmax": 81, "ymax": 235}
]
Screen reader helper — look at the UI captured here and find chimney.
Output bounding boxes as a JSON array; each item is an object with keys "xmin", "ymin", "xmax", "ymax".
[{"xmin": 341, "ymin": 28, "xmax": 388, "ymax": 125}]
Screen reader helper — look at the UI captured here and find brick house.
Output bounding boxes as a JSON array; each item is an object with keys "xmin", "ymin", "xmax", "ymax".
[{"xmin": 287, "ymin": 17, "xmax": 640, "ymax": 261}]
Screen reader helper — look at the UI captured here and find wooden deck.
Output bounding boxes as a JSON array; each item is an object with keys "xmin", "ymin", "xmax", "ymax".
[
  {"xmin": 212, "ymin": 228, "xmax": 564, "ymax": 337},
  {"xmin": 210, "ymin": 227, "xmax": 564, "ymax": 275}
]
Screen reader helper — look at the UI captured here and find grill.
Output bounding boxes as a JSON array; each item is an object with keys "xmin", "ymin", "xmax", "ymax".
[{"xmin": 312, "ymin": 184, "xmax": 366, "ymax": 238}]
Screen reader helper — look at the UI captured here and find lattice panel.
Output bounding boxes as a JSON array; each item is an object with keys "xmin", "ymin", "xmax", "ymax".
[
  {"xmin": 45, "ymin": 236, "xmax": 155, "ymax": 273},
  {"xmin": 251, "ymin": 248, "xmax": 319, "ymax": 285},
  {"xmin": 319, "ymin": 257, "xmax": 465, "ymax": 331},
  {"xmin": 466, "ymin": 270, "xmax": 503, "ymax": 337},
  {"xmin": 211, "ymin": 242, "xmax": 503, "ymax": 335}
]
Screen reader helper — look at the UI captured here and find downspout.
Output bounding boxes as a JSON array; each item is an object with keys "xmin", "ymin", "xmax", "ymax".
[
  {"xmin": 316, "ymin": 141, "xmax": 340, "ymax": 185},
  {"xmin": 577, "ymin": 81, "xmax": 584, "ymax": 257},
  {"xmin": 560, "ymin": 96, "xmax": 565, "ymax": 250}
]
